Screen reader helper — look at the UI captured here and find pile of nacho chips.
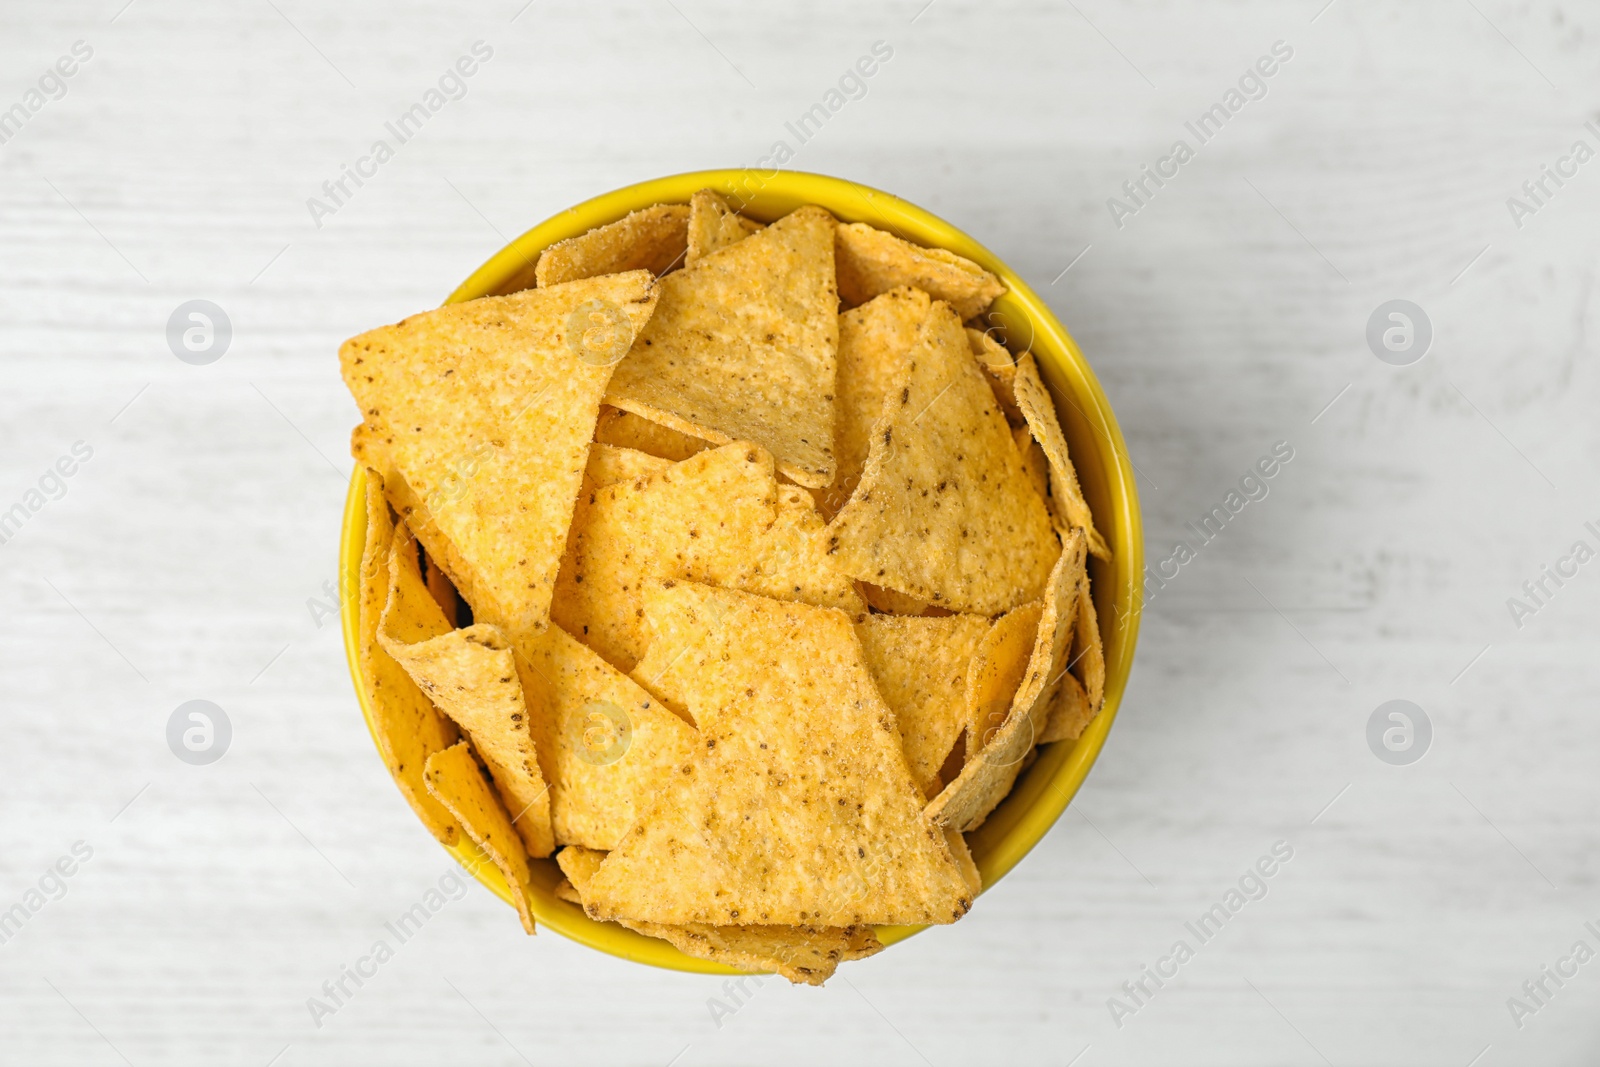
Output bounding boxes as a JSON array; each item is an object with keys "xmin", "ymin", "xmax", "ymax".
[{"xmin": 341, "ymin": 190, "xmax": 1108, "ymax": 985}]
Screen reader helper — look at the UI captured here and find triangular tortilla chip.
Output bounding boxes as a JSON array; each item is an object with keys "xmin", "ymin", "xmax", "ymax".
[
  {"xmin": 534, "ymin": 203, "xmax": 690, "ymax": 287},
  {"xmin": 855, "ymin": 613, "xmax": 991, "ymax": 797},
  {"xmin": 356, "ymin": 479, "xmax": 460, "ymax": 846},
  {"xmin": 419, "ymin": 546, "xmax": 459, "ymax": 627},
  {"xmin": 339, "ymin": 272, "xmax": 660, "ymax": 639},
  {"xmin": 964, "ymin": 600, "xmax": 1044, "ymax": 757},
  {"xmin": 557, "ymin": 847, "xmax": 880, "ymax": 986},
  {"xmin": 516, "ymin": 623, "xmax": 699, "ymax": 850},
  {"xmin": 379, "ymin": 618, "xmax": 555, "ymax": 858},
  {"xmin": 552, "ymin": 442, "xmax": 863, "ymax": 674},
  {"xmin": 686, "ymin": 188, "xmax": 764, "ymax": 265},
  {"xmin": 585, "ymin": 581, "xmax": 974, "ymax": 927},
  {"xmin": 823, "ymin": 300, "xmax": 1060, "ymax": 615},
  {"xmin": 835, "ymin": 222, "xmax": 1005, "ymax": 320},
  {"xmin": 967, "ymin": 327, "xmax": 1024, "ymax": 424},
  {"xmin": 605, "ymin": 206, "xmax": 840, "ymax": 488},
  {"xmin": 825, "ymin": 286, "xmax": 932, "ymax": 520},
  {"xmin": 1014, "ymin": 425, "xmax": 1050, "ymax": 504},
  {"xmin": 928, "ymin": 529, "xmax": 1087, "ymax": 831},
  {"xmin": 1070, "ymin": 565, "xmax": 1105, "ymax": 719},
  {"xmin": 593, "ymin": 405, "xmax": 711, "ymax": 462},
  {"xmin": 423, "ymin": 742, "xmax": 537, "ymax": 935},
  {"xmin": 585, "ymin": 442, "xmax": 671, "ymax": 488},
  {"xmin": 1012, "ymin": 351, "xmax": 1111, "ymax": 561},
  {"xmin": 1038, "ymin": 670, "xmax": 1091, "ymax": 745}
]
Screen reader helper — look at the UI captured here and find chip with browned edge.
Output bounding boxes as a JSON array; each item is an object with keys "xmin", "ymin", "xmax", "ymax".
[
  {"xmin": 553, "ymin": 442, "xmax": 862, "ymax": 674},
  {"xmin": 686, "ymin": 188, "xmax": 764, "ymax": 265},
  {"xmin": 1012, "ymin": 351, "xmax": 1110, "ymax": 561},
  {"xmin": 835, "ymin": 222, "xmax": 1005, "ymax": 320},
  {"xmin": 967, "ymin": 327, "xmax": 1024, "ymax": 425},
  {"xmin": 340, "ymin": 272, "xmax": 660, "ymax": 641},
  {"xmin": 557, "ymin": 846, "xmax": 880, "ymax": 985},
  {"xmin": 605, "ymin": 206, "xmax": 839, "ymax": 488},
  {"xmin": 356, "ymin": 480, "xmax": 460, "ymax": 846},
  {"xmin": 928, "ymin": 528, "xmax": 1087, "ymax": 831},
  {"xmin": 824, "ymin": 300, "xmax": 1059, "ymax": 615},
  {"xmin": 856, "ymin": 613, "xmax": 991, "ymax": 797},
  {"xmin": 534, "ymin": 203, "xmax": 690, "ymax": 287},
  {"xmin": 423, "ymin": 741, "xmax": 538, "ymax": 935},
  {"xmin": 379, "ymin": 615, "xmax": 555, "ymax": 859},
  {"xmin": 585, "ymin": 581, "xmax": 973, "ymax": 927}
]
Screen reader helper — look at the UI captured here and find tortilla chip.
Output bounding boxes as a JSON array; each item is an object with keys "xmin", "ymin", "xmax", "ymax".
[
  {"xmin": 823, "ymin": 301, "xmax": 1060, "ymax": 615},
  {"xmin": 1071, "ymin": 566, "xmax": 1105, "ymax": 718},
  {"xmin": 858, "ymin": 581, "xmax": 947, "ymax": 616},
  {"xmin": 585, "ymin": 581, "xmax": 974, "ymax": 927},
  {"xmin": 967, "ymin": 327, "xmax": 1024, "ymax": 425},
  {"xmin": 605, "ymin": 206, "xmax": 840, "ymax": 488},
  {"xmin": 1038, "ymin": 670, "xmax": 1091, "ymax": 745},
  {"xmin": 835, "ymin": 222, "xmax": 1005, "ymax": 320},
  {"xmin": 686, "ymin": 188, "xmax": 764, "ymax": 265},
  {"xmin": 963, "ymin": 600, "xmax": 1044, "ymax": 757},
  {"xmin": 825, "ymin": 286, "xmax": 931, "ymax": 520},
  {"xmin": 855, "ymin": 613, "xmax": 991, "ymax": 797},
  {"xmin": 585, "ymin": 442, "xmax": 672, "ymax": 488},
  {"xmin": 593, "ymin": 405, "xmax": 710, "ymax": 462},
  {"xmin": 356, "ymin": 481, "xmax": 460, "ymax": 846},
  {"xmin": 339, "ymin": 272, "xmax": 660, "ymax": 639},
  {"xmin": 420, "ymin": 547, "xmax": 458, "ymax": 627},
  {"xmin": 943, "ymin": 826, "xmax": 983, "ymax": 899},
  {"xmin": 553, "ymin": 442, "xmax": 863, "ymax": 673},
  {"xmin": 379, "ymin": 619, "xmax": 555, "ymax": 858},
  {"xmin": 1012, "ymin": 351, "xmax": 1111, "ymax": 561},
  {"xmin": 534, "ymin": 203, "xmax": 690, "ymax": 287},
  {"xmin": 928, "ymin": 529, "xmax": 1087, "ymax": 831},
  {"xmin": 558, "ymin": 846, "xmax": 880, "ymax": 986},
  {"xmin": 423, "ymin": 742, "xmax": 537, "ymax": 935},
  {"xmin": 517, "ymin": 623, "xmax": 699, "ymax": 850},
  {"xmin": 1014, "ymin": 425, "xmax": 1050, "ymax": 504}
]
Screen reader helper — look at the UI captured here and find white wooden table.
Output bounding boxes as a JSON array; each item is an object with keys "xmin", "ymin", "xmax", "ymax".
[{"xmin": 2, "ymin": 1, "xmax": 1596, "ymax": 1063}]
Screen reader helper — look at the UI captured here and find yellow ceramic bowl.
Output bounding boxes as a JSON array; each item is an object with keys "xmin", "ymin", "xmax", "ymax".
[{"xmin": 339, "ymin": 169, "xmax": 1143, "ymax": 975}]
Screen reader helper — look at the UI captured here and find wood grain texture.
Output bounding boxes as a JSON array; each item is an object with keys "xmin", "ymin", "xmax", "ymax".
[{"xmin": 1, "ymin": 1, "xmax": 1597, "ymax": 1064}]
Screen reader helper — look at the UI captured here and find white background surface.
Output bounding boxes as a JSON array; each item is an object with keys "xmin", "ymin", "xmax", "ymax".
[{"xmin": 2, "ymin": 1, "xmax": 1598, "ymax": 1064}]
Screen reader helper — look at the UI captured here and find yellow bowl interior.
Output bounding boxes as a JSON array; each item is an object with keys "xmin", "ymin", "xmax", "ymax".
[{"xmin": 338, "ymin": 169, "xmax": 1143, "ymax": 975}]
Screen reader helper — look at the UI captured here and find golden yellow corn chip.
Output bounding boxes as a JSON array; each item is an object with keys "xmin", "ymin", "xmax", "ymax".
[
  {"xmin": 534, "ymin": 203, "xmax": 690, "ymax": 287},
  {"xmin": 1012, "ymin": 351, "xmax": 1110, "ymax": 561},
  {"xmin": 943, "ymin": 825, "xmax": 983, "ymax": 899},
  {"xmin": 824, "ymin": 301, "xmax": 1059, "ymax": 615},
  {"xmin": 339, "ymin": 272, "xmax": 660, "ymax": 639},
  {"xmin": 553, "ymin": 442, "xmax": 862, "ymax": 673},
  {"xmin": 963, "ymin": 600, "xmax": 1044, "ymax": 757},
  {"xmin": 1014, "ymin": 425, "xmax": 1050, "ymax": 505},
  {"xmin": 379, "ymin": 619, "xmax": 555, "ymax": 859},
  {"xmin": 356, "ymin": 481, "xmax": 460, "ymax": 846},
  {"xmin": 558, "ymin": 846, "xmax": 880, "ymax": 986},
  {"xmin": 967, "ymin": 327, "xmax": 1024, "ymax": 425},
  {"xmin": 423, "ymin": 742, "xmax": 538, "ymax": 935},
  {"xmin": 593, "ymin": 404, "xmax": 710, "ymax": 462},
  {"xmin": 605, "ymin": 206, "xmax": 840, "ymax": 488},
  {"xmin": 420, "ymin": 547, "xmax": 458, "ymax": 627},
  {"xmin": 685, "ymin": 188, "xmax": 764, "ymax": 265},
  {"xmin": 1037, "ymin": 670, "xmax": 1091, "ymax": 745},
  {"xmin": 586, "ymin": 581, "xmax": 974, "ymax": 927},
  {"xmin": 929, "ymin": 529, "xmax": 1087, "ymax": 831},
  {"xmin": 585, "ymin": 442, "xmax": 671, "ymax": 488},
  {"xmin": 855, "ymin": 613, "xmax": 991, "ymax": 797},
  {"xmin": 1071, "ymin": 565, "xmax": 1105, "ymax": 719},
  {"xmin": 835, "ymin": 222, "xmax": 1005, "ymax": 320},
  {"xmin": 825, "ymin": 286, "xmax": 931, "ymax": 520},
  {"xmin": 517, "ymin": 623, "xmax": 699, "ymax": 850}
]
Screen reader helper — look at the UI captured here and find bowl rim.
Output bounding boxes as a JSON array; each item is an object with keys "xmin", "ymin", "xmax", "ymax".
[{"xmin": 339, "ymin": 168, "xmax": 1143, "ymax": 976}]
